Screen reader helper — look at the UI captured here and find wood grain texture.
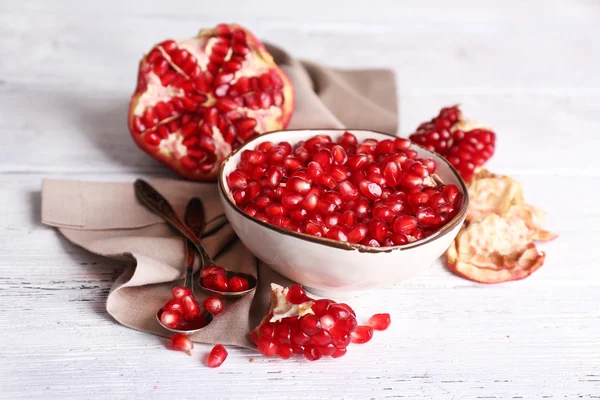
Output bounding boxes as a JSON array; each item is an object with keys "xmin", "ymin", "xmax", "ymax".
[{"xmin": 1, "ymin": 0, "xmax": 599, "ymax": 399}]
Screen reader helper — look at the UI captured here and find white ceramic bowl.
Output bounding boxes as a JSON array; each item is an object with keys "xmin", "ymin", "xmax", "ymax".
[{"xmin": 218, "ymin": 129, "xmax": 468, "ymax": 297}]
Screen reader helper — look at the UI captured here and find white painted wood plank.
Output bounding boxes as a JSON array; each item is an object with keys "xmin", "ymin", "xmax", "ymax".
[
  {"xmin": 0, "ymin": 174, "xmax": 598, "ymax": 399},
  {"xmin": 1, "ymin": 82, "xmax": 599, "ymax": 176},
  {"xmin": 0, "ymin": 10, "xmax": 598, "ymax": 93}
]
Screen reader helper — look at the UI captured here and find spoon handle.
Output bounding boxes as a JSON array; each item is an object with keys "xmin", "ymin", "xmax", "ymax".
[
  {"xmin": 134, "ymin": 179, "xmax": 201, "ymax": 244},
  {"xmin": 134, "ymin": 179, "xmax": 216, "ymax": 266},
  {"xmin": 183, "ymin": 198, "xmax": 206, "ymax": 294}
]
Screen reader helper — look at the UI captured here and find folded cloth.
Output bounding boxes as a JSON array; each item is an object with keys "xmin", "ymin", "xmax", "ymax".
[{"xmin": 41, "ymin": 43, "xmax": 398, "ymax": 349}]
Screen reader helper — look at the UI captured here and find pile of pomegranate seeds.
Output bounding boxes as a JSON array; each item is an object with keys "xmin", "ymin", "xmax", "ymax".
[
  {"xmin": 128, "ymin": 23, "xmax": 294, "ymax": 180},
  {"xmin": 250, "ymin": 284, "xmax": 391, "ymax": 361},
  {"xmin": 227, "ymin": 132, "xmax": 464, "ymax": 247},
  {"xmin": 409, "ymin": 105, "xmax": 496, "ymax": 183},
  {"xmin": 200, "ymin": 266, "xmax": 249, "ymax": 292},
  {"xmin": 159, "ymin": 287, "xmax": 208, "ymax": 330}
]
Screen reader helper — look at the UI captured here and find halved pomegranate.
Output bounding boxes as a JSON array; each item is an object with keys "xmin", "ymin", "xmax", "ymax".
[
  {"xmin": 128, "ymin": 23, "xmax": 294, "ymax": 180},
  {"xmin": 409, "ymin": 106, "xmax": 496, "ymax": 183}
]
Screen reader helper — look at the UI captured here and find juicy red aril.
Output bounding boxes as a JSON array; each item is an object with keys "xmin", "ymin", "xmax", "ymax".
[
  {"xmin": 312, "ymin": 299, "xmax": 332, "ymax": 316},
  {"xmin": 228, "ymin": 275, "xmax": 249, "ymax": 292},
  {"xmin": 257, "ymin": 337, "xmax": 278, "ymax": 356},
  {"xmin": 393, "ymin": 215, "xmax": 417, "ymax": 234},
  {"xmin": 202, "ymin": 274, "xmax": 229, "ymax": 291},
  {"xmin": 286, "ymin": 284, "xmax": 308, "ymax": 304},
  {"xmin": 351, "ymin": 326, "xmax": 374, "ymax": 344},
  {"xmin": 332, "ymin": 348, "xmax": 347, "ymax": 358},
  {"xmin": 200, "ymin": 266, "xmax": 226, "ymax": 278},
  {"xmin": 172, "ymin": 286, "xmax": 192, "ymax": 299},
  {"xmin": 202, "ymin": 296, "xmax": 224, "ymax": 315},
  {"xmin": 300, "ymin": 315, "xmax": 321, "ymax": 335},
  {"xmin": 168, "ymin": 334, "xmax": 193, "ymax": 356},
  {"xmin": 368, "ymin": 313, "xmax": 391, "ymax": 331},
  {"xmin": 160, "ymin": 310, "xmax": 183, "ymax": 329},
  {"xmin": 303, "ymin": 346, "xmax": 322, "ymax": 361},
  {"xmin": 358, "ymin": 180, "xmax": 382, "ymax": 200},
  {"xmin": 277, "ymin": 345, "xmax": 294, "ymax": 359},
  {"xmin": 347, "ymin": 224, "xmax": 368, "ymax": 243},
  {"xmin": 181, "ymin": 295, "xmax": 200, "ymax": 320},
  {"xmin": 206, "ymin": 344, "xmax": 228, "ymax": 368}
]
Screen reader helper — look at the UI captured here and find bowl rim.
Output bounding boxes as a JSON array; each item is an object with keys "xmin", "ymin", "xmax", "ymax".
[{"xmin": 218, "ymin": 128, "xmax": 469, "ymax": 254}]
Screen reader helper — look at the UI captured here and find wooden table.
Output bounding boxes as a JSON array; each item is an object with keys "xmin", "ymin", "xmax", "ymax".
[{"xmin": 1, "ymin": 1, "xmax": 598, "ymax": 398}]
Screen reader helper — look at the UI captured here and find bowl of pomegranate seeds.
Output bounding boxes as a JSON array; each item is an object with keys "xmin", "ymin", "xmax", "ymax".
[{"xmin": 218, "ymin": 129, "xmax": 469, "ymax": 295}]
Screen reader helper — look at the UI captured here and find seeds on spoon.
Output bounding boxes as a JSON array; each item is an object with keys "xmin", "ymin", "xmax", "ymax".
[{"xmin": 159, "ymin": 286, "xmax": 207, "ymax": 331}]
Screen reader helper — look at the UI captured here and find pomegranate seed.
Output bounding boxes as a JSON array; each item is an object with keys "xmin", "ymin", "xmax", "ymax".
[
  {"xmin": 168, "ymin": 334, "xmax": 193, "ymax": 356},
  {"xmin": 286, "ymin": 284, "xmax": 308, "ymax": 304},
  {"xmin": 257, "ymin": 337, "xmax": 278, "ymax": 356},
  {"xmin": 351, "ymin": 325, "xmax": 374, "ymax": 344},
  {"xmin": 368, "ymin": 313, "xmax": 391, "ymax": 330},
  {"xmin": 347, "ymin": 224, "xmax": 368, "ymax": 243},
  {"xmin": 318, "ymin": 343, "xmax": 337, "ymax": 357},
  {"xmin": 181, "ymin": 295, "xmax": 200, "ymax": 320},
  {"xmin": 163, "ymin": 299, "xmax": 183, "ymax": 313},
  {"xmin": 393, "ymin": 215, "xmax": 417, "ymax": 234},
  {"xmin": 292, "ymin": 329, "xmax": 311, "ymax": 346},
  {"xmin": 303, "ymin": 346, "xmax": 322, "ymax": 361},
  {"xmin": 358, "ymin": 180, "xmax": 382, "ymax": 200},
  {"xmin": 369, "ymin": 219, "xmax": 388, "ymax": 242},
  {"xmin": 372, "ymin": 204, "xmax": 394, "ymax": 222},
  {"xmin": 326, "ymin": 227, "xmax": 348, "ymax": 242},
  {"xmin": 338, "ymin": 181, "xmax": 359, "ymax": 201},
  {"xmin": 274, "ymin": 324, "xmax": 292, "ymax": 344},
  {"xmin": 202, "ymin": 274, "xmax": 229, "ymax": 292},
  {"xmin": 172, "ymin": 286, "xmax": 192, "ymax": 299},
  {"xmin": 206, "ymin": 344, "xmax": 228, "ymax": 368},
  {"xmin": 332, "ymin": 348, "xmax": 347, "ymax": 358},
  {"xmin": 276, "ymin": 345, "xmax": 294, "ymax": 359},
  {"xmin": 311, "ymin": 329, "xmax": 332, "ymax": 346},
  {"xmin": 228, "ymin": 275, "xmax": 249, "ymax": 292},
  {"xmin": 300, "ymin": 314, "xmax": 321, "ymax": 335},
  {"xmin": 200, "ymin": 266, "xmax": 225, "ymax": 278},
  {"xmin": 160, "ymin": 310, "xmax": 183, "ymax": 329},
  {"xmin": 202, "ymin": 296, "xmax": 224, "ymax": 315},
  {"xmin": 227, "ymin": 170, "xmax": 249, "ymax": 190},
  {"xmin": 312, "ymin": 299, "xmax": 333, "ymax": 316}
]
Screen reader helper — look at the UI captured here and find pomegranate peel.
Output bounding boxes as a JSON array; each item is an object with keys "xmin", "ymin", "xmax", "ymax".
[
  {"xmin": 128, "ymin": 23, "xmax": 294, "ymax": 180},
  {"xmin": 447, "ymin": 212, "xmax": 547, "ymax": 283}
]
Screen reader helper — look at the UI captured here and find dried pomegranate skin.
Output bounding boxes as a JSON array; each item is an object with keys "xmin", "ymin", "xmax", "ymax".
[{"xmin": 128, "ymin": 23, "xmax": 294, "ymax": 180}]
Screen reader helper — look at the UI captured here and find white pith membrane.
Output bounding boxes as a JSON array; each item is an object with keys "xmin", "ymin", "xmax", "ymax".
[
  {"xmin": 447, "ymin": 169, "xmax": 557, "ymax": 283},
  {"xmin": 129, "ymin": 25, "xmax": 292, "ymax": 178},
  {"xmin": 267, "ymin": 284, "xmax": 314, "ymax": 323}
]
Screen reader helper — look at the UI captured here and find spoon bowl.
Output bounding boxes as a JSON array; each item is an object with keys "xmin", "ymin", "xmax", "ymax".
[{"xmin": 200, "ymin": 270, "xmax": 258, "ymax": 298}]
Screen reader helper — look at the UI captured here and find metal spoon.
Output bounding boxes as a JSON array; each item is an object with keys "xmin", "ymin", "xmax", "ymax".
[
  {"xmin": 155, "ymin": 198, "xmax": 214, "ymax": 333},
  {"xmin": 134, "ymin": 179, "xmax": 257, "ymax": 297}
]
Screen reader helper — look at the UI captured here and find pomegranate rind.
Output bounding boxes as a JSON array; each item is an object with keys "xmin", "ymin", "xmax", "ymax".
[
  {"xmin": 127, "ymin": 23, "xmax": 294, "ymax": 181},
  {"xmin": 447, "ymin": 169, "xmax": 556, "ymax": 283},
  {"xmin": 466, "ymin": 169, "xmax": 557, "ymax": 242}
]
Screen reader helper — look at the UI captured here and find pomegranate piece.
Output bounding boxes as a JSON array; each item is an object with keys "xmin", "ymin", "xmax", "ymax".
[
  {"xmin": 128, "ymin": 24, "xmax": 294, "ymax": 180},
  {"xmin": 167, "ymin": 333, "xmax": 194, "ymax": 356},
  {"xmin": 228, "ymin": 132, "xmax": 465, "ymax": 247},
  {"xmin": 368, "ymin": 313, "xmax": 391, "ymax": 331},
  {"xmin": 206, "ymin": 344, "xmax": 228, "ymax": 368},
  {"xmin": 251, "ymin": 284, "xmax": 359, "ymax": 361},
  {"xmin": 409, "ymin": 105, "xmax": 496, "ymax": 183},
  {"xmin": 202, "ymin": 296, "xmax": 224, "ymax": 315}
]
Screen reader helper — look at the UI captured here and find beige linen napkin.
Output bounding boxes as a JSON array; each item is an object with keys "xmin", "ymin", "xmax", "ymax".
[{"xmin": 41, "ymin": 44, "xmax": 398, "ymax": 349}]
